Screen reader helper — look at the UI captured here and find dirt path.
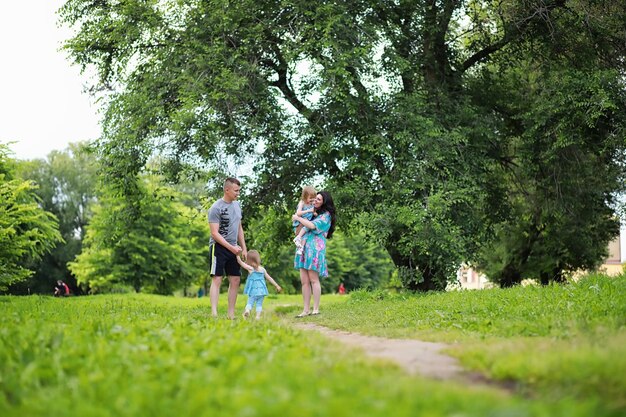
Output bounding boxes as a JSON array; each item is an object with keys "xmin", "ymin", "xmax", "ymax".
[{"xmin": 294, "ymin": 323, "xmax": 512, "ymax": 391}]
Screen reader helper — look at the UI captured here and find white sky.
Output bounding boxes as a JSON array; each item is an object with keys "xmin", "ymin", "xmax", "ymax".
[{"xmin": 0, "ymin": 1, "xmax": 101, "ymax": 161}]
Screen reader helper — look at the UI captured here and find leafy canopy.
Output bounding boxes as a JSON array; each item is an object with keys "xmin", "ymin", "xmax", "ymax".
[{"xmin": 60, "ymin": 1, "xmax": 626, "ymax": 289}]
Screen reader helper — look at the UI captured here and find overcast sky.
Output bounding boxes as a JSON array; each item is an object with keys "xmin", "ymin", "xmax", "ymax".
[{"xmin": 0, "ymin": 1, "xmax": 100, "ymax": 161}]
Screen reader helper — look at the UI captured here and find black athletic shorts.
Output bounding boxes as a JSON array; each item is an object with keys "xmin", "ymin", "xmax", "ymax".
[{"xmin": 209, "ymin": 243, "xmax": 241, "ymax": 277}]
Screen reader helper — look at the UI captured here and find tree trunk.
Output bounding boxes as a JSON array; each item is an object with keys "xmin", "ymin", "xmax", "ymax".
[
  {"xmin": 386, "ymin": 246, "xmax": 440, "ymax": 291},
  {"xmin": 540, "ymin": 267, "xmax": 565, "ymax": 285},
  {"xmin": 499, "ymin": 264, "xmax": 522, "ymax": 288}
]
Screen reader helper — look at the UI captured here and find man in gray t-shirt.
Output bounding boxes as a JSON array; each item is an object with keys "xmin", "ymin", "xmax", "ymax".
[
  {"xmin": 207, "ymin": 177, "xmax": 247, "ymax": 319},
  {"xmin": 208, "ymin": 199, "xmax": 242, "ymax": 247}
]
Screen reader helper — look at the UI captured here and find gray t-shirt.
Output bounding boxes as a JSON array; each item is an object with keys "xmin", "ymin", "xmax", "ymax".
[{"xmin": 207, "ymin": 198, "xmax": 242, "ymax": 246}]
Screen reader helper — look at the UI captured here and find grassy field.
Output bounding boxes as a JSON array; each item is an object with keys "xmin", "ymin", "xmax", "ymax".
[
  {"xmin": 310, "ymin": 273, "xmax": 626, "ymax": 414},
  {"xmin": 1, "ymin": 273, "xmax": 624, "ymax": 416}
]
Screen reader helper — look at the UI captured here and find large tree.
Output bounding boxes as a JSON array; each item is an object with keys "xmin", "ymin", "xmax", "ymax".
[{"xmin": 60, "ymin": 1, "xmax": 626, "ymax": 290}]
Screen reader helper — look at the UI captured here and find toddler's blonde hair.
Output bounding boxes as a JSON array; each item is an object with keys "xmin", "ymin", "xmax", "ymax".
[
  {"xmin": 247, "ymin": 250, "xmax": 261, "ymax": 268},
  {"xmin": 300, "ymin": 185, "xmax": 317, "ymax": 202}
]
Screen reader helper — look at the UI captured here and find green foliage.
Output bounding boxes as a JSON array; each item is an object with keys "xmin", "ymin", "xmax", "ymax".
[
  {"xmin": 0, "ymin": 292, "xmax": 615, "ymax": 417},
  {"xmin": 465, "ymin": 2, "xmax": 626, "ymax": 286},
  {"xmin": 0, "ymin": 145, "xmax": 63, "ymax": 290},
  {"xmin": 475, "ymin": 61, "xmax": 626, "ymax": 286},
  {"xmin": 9, "ymin": 142, "xmax": 99, "ymax": 294},
  {"xmin": 59, "ymin": 1, "xmax": 626, "ymax": 291},
  {"xmin": 69, "ymin": 175, "xmax": 210, "ymax": 294},
  {"xmin": 326, "ymin": 231, "xmax": 395, "ymax": 291}
]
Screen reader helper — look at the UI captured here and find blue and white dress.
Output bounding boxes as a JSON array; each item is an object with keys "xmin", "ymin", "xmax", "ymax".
[
  {"xmin": 292, "ymin": 203, "xmax": 314, "ymax": 232},
  {"xmin": 243, "ymin": 269, "xmax": 269, "ymax": 296}
]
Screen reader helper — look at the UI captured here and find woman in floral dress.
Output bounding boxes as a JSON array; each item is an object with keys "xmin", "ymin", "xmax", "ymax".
[{"xmin": 292, "ymin": 191, "xmax": 336, "ymax": 317}]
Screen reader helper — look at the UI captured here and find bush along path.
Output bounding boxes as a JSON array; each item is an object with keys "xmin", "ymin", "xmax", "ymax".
[{"xmin": 292, "ymin": 322, "xmax": 514, "ymax": 393}]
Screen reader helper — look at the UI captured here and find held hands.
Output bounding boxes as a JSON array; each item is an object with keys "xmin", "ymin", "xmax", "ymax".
[
  {"xmin": 231, "ymin": 244, "xmax": 243, "ymax": 255},
  {"xmin": 275, "ymin": 284, "xmax": 282, "ymax": 293}
]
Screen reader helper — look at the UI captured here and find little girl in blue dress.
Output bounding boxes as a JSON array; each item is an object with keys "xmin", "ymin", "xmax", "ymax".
[
  {"xmin": 293, "ymin": 186, "xmax": 317, "ymax": 255},
  {"xmin": 237, "ymin": 250, "xmax": 282, "ymax": 319}
]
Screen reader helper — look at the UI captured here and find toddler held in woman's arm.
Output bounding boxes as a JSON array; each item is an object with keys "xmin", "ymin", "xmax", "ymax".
[{"xmin": 293, "ymin": 185, "xmax": 317, "ymax": 255}]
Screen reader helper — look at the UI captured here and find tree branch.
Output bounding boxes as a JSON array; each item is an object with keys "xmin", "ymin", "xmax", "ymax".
[
  {"xmin": 460, "ymin": 38, "xmax": 510, "ymax": 72},
  {"xmin": 264, "ymin": 44, "xmax": 315, "ymax": 123},
  {"xmin": 460, "ymin": 0, "xmax": 567, "ymax": 73}
]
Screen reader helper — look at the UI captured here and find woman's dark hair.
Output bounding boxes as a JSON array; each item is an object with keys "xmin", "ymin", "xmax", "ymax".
[{"xmin": 317, "ymin": 191, "xmax": 336, "ymax": 239}]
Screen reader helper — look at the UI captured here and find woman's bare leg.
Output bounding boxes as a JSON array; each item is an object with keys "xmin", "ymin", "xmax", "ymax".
[
  {"xmin": 300, "ymin": 268, "xmax": 311, "ymax": 314},
  {"xmin": 309, "ymin": 270, "xmax": 321, "ymax": 313}
]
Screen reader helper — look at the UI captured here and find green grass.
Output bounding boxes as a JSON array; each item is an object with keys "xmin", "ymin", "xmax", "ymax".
[
  {"xmin": 312, "ymin": 274, "xmax": 626, "ymax": 340},
  {"xmin": 307, "ymin": 273, "xmax": 626, "ymax": 414},
  {"xmin": 0, "ymin": 274, "xmax": 624, "ymax": 416}
]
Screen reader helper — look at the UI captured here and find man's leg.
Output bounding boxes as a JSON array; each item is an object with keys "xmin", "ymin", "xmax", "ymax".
[
  {"xmin": 209, "ymin": 276, "xmax": 222, "ymax": 317},
  {"xmin": 227, "ymin": 275, "xmax": 241, "ymax": 319}
]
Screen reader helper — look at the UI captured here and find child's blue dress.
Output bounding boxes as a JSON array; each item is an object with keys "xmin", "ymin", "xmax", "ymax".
[
  {"xmin": 292, "ymin": 203, "xmax": 314, "ymax": 231},
  {"xmin": 243, "ymin": 269, "xmax": 268, "ymax": 296}
]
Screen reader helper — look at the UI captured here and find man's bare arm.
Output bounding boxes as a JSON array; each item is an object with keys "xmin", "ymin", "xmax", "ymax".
[{"xmin": 209, "ymin": 223, "xmax": 242, "ymax": 255}]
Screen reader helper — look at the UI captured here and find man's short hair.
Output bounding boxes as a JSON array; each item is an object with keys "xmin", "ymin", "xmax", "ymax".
[{"xmin": 223, "ymin": 177, "xmax": 241, "ymax": 191}]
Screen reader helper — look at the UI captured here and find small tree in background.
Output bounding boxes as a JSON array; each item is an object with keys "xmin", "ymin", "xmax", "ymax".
[
  {"xmin": 0, "ymin": 144, "xmax": 63, "ymax": 291},
  {"xmin": 70, "ymin": 175, "xmax": 210, "ymax": 294},
  {"xmin": 10, "ymin": 142, "xmax": 98, "ymax": 294}
]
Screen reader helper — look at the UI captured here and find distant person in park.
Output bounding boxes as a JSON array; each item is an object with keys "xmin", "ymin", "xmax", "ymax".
[
  {"xmin": 292, "ymin": 185, "xmax": 317, "ymax": 255},
  {"xmin": 54, "ymin": 280, "xmax": 70, "ymax": 297},
  {"xmin": 338, "ymin": 282, "xmax": 346, "ymax": 295},
  {"xmin": 292, "ymin": 191, "xmax": 336, "ymax": 317},
  {"xmin": 208, "ymin": 177, "xmax": 247, "ymax": 319},
  {"xmin": 237, "ymin": 250, "xmax": 282, "ymax": 320}
]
